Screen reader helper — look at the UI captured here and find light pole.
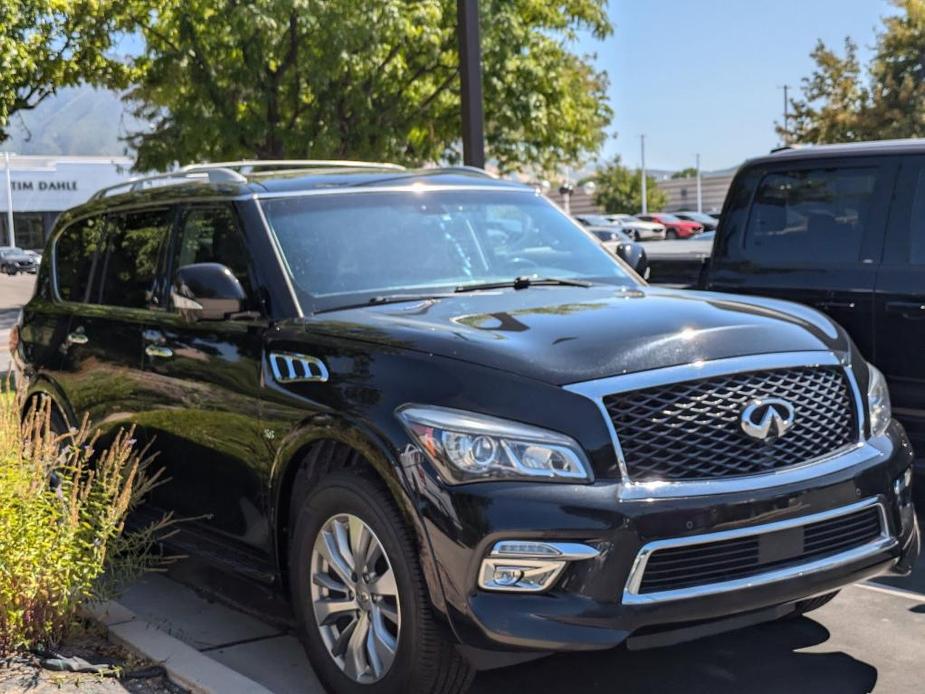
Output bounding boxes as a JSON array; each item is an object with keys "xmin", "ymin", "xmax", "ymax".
[
  {"xmin": 3, "ymin": 152, "xmax": 14, "ymax": 248},
  {"xmin": 640, "ymin": 134, "xmax": 648, "ymax": 215},
  {"xmin": 695, "ymin": 153, "xmax": 703, "ymax": 214},
  {"xmin": 457, "ymin": 0, "xmax": 485, "ymax": 168},
  {"xmin": 779, "ymin": 84, "xmax": 791, "ymax": 144}
]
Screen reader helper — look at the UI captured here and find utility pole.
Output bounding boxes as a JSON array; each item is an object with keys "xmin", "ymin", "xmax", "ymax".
[
  {"xmin": 779, "ymin": 84, "xmax": 791, "ymax": 144},
  {"xmin": 695, "ymin": 153, "xmax": 703, "ymax": 214},
  {"xmin": 3, "ymin": 152, "xmax": 14, "ymax": 248},
  {"xmin": 457, "ymin": 0, "xmax": 485, "ymax": 169},
  {"xmin": 640, "ymin": 134, "xmax": 648, "ymax": 215}
]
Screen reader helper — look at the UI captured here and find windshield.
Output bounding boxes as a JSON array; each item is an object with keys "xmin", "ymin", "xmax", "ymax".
[
  {"xmin": 260, "ymin": 189, "xmax": 638, "ymax": 312},
  {"xmin": 681, "ymin": 212, "xmax": 716, "ymax": 224},
  {"xmin": 579, "ymin": 214, "xmax": 613, "ymax": 226}
]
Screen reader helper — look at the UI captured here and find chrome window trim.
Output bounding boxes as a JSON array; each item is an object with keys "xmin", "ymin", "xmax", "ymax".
[
  {"xmin": 564, "ymin": 351, "xmax": 869, "ymax": 499},
  {"xmin": 622, "ymin": 497, "xmax": 894, "ymax": 605}
]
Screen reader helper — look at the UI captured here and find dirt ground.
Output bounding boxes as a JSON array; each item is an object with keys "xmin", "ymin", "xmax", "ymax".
[{"xmin": 0, "ymin": 622, "xmax": 185, "ymax": 693}]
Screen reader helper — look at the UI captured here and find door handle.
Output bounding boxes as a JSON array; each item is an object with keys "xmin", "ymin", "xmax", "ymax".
[
  {"xmin": 885, "ymin": 300, "xmax": 925, "ymax": 318},
  {"xmin": 813, "ymin": 300, "xmax": 856, "ymax": 310},
  {"xmin": 145, "ymin": 344, "xmax": 173, "ymax": 359},
  {"xmin": 66, "ymin": 331, "xmax": 88, "ymax": 346}
]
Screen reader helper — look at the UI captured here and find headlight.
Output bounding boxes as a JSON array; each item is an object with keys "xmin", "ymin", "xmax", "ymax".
[
  {"xmin": 397, "ymin": 405, "xmax": 592, "ymax": 484},
  {"xmin": 867, "ymin": 363, "xmax": 892, "ymax": 437}
]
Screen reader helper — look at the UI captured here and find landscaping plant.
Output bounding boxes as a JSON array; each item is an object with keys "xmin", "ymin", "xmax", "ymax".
[{"xmin": 0, "ymin": 390, "xmax": 173, "ymax": 657}]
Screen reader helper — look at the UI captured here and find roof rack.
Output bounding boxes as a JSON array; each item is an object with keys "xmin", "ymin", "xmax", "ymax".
[
  {"xmin": 90, "ymin": 167, "xmax": 247, "ymax": 200},
  {"xmin": 189, "ymin": 159, "xmax": 405, "ymax": 173}
]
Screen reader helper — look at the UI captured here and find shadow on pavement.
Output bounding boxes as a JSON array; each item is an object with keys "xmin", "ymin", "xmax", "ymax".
[{"xmin": 472, "ymin": 617, "xmax": 877, "ymax": 694}]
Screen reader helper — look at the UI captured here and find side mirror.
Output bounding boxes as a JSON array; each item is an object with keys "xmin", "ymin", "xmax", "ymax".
[{"xmin": 171, "ymin": 263, "xmax": 246, "ymax": 321}]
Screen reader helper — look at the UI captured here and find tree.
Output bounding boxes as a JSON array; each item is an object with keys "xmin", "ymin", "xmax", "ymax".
[
  {"xmin": 592, "ymin": 156, "xmax": 666, "ymax": 214},
  {"xmin": 781, "ymin": 38, "xmax": 870, "ymax": 143},
  {"xmin": 125, "ymin": 0, "xmax": 613, "ymax": 173},
  {"xmin": 671, "ymin": 167, "xmax": 697, "ymax": 179},
  {"xmin": 0, "ymin": 0, "xmax": 130, "ymax": 142},
  {"xmin": 783, "ymin": 1, "xmax": 925, "ymax": 144}
]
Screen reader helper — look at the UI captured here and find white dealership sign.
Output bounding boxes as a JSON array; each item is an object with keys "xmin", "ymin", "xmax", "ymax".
[{"xmin": 0, "ymin": 155, "xmax": 135, "ymax": 213}]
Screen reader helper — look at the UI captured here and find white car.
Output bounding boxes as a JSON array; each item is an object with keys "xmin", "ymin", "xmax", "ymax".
[{"xmin": 606, "ymin": 214, "xmax": 667, "ymax": 241}]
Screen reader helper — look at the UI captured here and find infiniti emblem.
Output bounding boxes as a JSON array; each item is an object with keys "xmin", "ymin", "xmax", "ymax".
[{"xmin": 740, "ymin": 398, "xmax": 796, "ymax": 441}]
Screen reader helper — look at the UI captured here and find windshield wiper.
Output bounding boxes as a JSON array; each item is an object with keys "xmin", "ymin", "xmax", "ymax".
[{"xmin": 454, "ymin": 276, "xmax": 593, "ymax": 293}]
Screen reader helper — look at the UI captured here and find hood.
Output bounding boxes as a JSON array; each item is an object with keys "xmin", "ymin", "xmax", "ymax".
[{"xmin": 302, "ymin": 286, "xmax": 850, "ymax": 386}]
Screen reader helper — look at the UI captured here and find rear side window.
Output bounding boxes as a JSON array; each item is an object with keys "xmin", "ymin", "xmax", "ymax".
[
  {"xmin": 55, "ymin": 216, "xmax": 105, "ymax": 302},
  {"xmin": 95, "ymin": 208, "xmax": 173, "ymax": 309},
  {"xmin": 744, "ymin": 167, "xmax": 880, "ymax": 264}
]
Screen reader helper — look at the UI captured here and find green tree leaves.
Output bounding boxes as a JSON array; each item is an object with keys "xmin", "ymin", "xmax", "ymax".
[
  {"xmin": 784, "ymin": 0, "xmax": 925, "ymax": 144},
  {"xmin": 124, "ymin": 0, "xmax": 613, "ymax": 172},
  {"xmin": 0, "ymin": 0, "xmax": 130, "ymax": 142},
  {"xmin": 591, "ymin": 156, "xmax": 666, "ymax": 214}
]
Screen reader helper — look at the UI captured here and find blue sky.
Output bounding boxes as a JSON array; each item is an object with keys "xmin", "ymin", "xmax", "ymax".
[{"xmin": 577, "ymin": 0, "xmax": 895, "ymax": 171}]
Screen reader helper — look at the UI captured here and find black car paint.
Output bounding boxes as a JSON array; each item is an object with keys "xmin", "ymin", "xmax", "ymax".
[
  {"xmin": 12, "ymin": 168, "xmax": 919, "ymax": 661},
  {"xmin": 701, "ymin": 143, "xmax": 925, "ymax": 508}
]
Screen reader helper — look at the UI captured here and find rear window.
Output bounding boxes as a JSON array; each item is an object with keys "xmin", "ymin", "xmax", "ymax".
[
  {"xmin": 744, "ymin": 167, "xmax": 879, "ymax": 264},
  {"xmin": 55, "ymin": 216, "xmax": 105, "ymax": 302}
]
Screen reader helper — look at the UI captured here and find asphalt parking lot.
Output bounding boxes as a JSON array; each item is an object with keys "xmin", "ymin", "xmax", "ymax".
[{"xmin": 1, "ymin": 271, "xmax": 923, "ymax": 692}]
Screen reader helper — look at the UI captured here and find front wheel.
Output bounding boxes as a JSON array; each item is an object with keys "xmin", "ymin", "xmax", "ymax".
[
  {"xmin": 289, "ymin": 470, "xmax": 474, "ymax": 694},
  {"xmin": 666, "ymin": 229, "xmax": 678, "ymax": 240}
]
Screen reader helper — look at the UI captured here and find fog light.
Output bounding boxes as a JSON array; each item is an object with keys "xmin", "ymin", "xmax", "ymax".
[
  {"xmin": 895, "ymin": 467, "xmax": 914, "ymax": 508},
  {"xmin": 478, "ymin": 541, "xmax": 600, "ymax": 593}
]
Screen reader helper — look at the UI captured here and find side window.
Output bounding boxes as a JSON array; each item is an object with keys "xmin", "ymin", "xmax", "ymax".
[
  {"xmin": 54, "ymin": 216, "xmax": 105, "ymax": 303},
  {"xmin": 743, "ymin": 167, "xmax": 880, "ymax": 264},
  {"xmin": 95, "ymin": 208, "xmax": 173, "ymax": 309},
  {"xmin": 884, "ymin": 161, "xmax": 925, "ymax": 265},
  {"xmin": 171, "ymin": 206, "xmax": 254, "ymax": 305}
]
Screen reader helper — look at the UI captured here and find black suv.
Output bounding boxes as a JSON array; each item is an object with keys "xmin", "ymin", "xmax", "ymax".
[
  {"xmin": 12, "ymin": 161, "xmax": 920, "ymax": 694},
  {"xmin": 702, "ymin": 139, "xmax": 925, "ymax": 509}
]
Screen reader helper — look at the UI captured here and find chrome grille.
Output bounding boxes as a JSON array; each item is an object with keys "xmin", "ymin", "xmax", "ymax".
[
  {"xmin": 604, "ymin": 366, "xmax": 857, "ymax": 481},
  {"xmin": 637, "ymin": 504, "xmax": 882, "ymax": 595}
]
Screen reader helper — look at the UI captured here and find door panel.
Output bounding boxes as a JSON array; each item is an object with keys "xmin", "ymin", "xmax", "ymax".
[
  {"xmin": 874, "ymin": 155, "xmax": 925, "ymax": 455},
  {"xmin": 138, "ymin": 205, "xmax": 270, "ymax": 551},
  {"xmin": 56, "ymin": 209, "xmax": 172, "ymax": 439},
  {"xmin": 706, "ymin": 158, "xmax": 896, "ymax": 360}
]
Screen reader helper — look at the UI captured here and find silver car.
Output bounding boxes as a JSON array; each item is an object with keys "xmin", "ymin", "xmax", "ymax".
[{"xmin": 606, "ymin": 214, "xmax": 667, "ymax": 241}]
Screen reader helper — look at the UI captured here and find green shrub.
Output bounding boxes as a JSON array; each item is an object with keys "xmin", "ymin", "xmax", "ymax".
[{"xmin": 0, "ymin": 391, "xmax": 173, "ymax": 657}]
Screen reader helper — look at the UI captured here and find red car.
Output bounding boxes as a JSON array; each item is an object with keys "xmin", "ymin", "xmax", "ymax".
[{"xmin": 637, "ymin": 213, "xmax": 703, "ymax": 239}]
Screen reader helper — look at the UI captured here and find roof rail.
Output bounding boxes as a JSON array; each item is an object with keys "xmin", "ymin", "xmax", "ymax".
[
  {"xmin": 188, "ymin": 159, "xmax": 405, "ymax": 173},
  {"xmin": 90, "ymin": 167, "xmax": 247, "ymax": 200},
  {"xmin": 769, "ymin": 143, "xmax": 802, "ymax": 154}
]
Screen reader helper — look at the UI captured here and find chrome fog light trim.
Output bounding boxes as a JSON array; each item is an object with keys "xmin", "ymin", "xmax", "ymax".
[{"xmin": 478, "ymin": 541, "xmax": 599, "ymax": 593}]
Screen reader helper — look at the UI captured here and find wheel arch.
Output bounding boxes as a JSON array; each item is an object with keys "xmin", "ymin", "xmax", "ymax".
[{"xmin": 269, "ymin": 416, "xmax": 449, "ymax": 621}]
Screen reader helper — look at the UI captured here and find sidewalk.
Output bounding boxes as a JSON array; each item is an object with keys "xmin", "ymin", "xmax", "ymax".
[{"xmin": 115, "ymin": 573, "xmax": 322, "ymax": 694}]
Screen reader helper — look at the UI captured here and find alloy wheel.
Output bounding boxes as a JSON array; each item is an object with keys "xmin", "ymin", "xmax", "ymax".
[{"xmin": 310, "ymin": 513, "xmax": 401, "ymax": 684}]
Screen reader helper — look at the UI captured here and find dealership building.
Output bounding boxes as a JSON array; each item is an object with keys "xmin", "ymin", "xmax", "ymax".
[{"xmin": 0, "ymin": 154, "xmax": 135, "ymax": 250}]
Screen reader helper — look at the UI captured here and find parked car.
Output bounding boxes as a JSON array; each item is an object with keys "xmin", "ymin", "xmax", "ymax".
[
  {"xmin": 637, "ymin": 213, "xmax": 703, "ymax": 239},
  {"xmin": 24, "ymin": 249, "xmax": 43, "ymax": 267},
  {"xmin": 587, "ymin": 226, "xmax": 649, "ymax": 279},
  {"xmin": 0, "ymin": 247, "xmax": 36, "ymax": 275},
  {"xmin": 674, "ymin": 211, "xmax": 719, "ymax": 231},
  {"xmin": 605, "ymin": 213, "xmax": 667, "ymax": 241},
  {"xmin": 574, "ymin": 213, "xmax": 619, "ymax": 228},
  {"xmin": 13, "ymin": 161, "xmax": 919, "ymax": 694},
  {"xmin": 701, "ymin": 139, "xmax": 925, "ymax": 514}
]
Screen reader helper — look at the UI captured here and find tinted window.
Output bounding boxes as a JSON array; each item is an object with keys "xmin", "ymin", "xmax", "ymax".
[
  {"xmin": 744, "ymin": 167, "xmax": 879, "ymax": 264},
  {"xmin": 95, "ymin": 208, "xmax": 172, "ymax": 308},
  {"xmin": 261, "ymin": 190, "xmax": 635, "ymax": 311},
  {"xmin": 172, "ymin": 206, "xmax": 254, "ymax": 304},
  {"xmin": 55, "ymin": 216, "xmax": 105, "ymax": 302},
  {"xmin": 886, "ymin": 164, "xmax": 925, "ymax": 265}
]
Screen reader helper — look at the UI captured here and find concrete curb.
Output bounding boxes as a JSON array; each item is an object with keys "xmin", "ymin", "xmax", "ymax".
[{"xmin": 84, "ymin": 600, "xmax": 275, "ymax": 694}]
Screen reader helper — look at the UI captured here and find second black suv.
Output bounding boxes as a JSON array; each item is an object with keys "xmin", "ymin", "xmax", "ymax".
[{"xmin": 12, "ymin": 161, "xmax": 920, "ymax": 694}]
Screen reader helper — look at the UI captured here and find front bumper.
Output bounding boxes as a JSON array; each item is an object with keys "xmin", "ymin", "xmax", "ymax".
[{"xmin": 420, "ymin": 423, "xmax": 918, "ymax": 653}]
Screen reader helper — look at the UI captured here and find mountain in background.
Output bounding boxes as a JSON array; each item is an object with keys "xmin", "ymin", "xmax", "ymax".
[{"xmin": 3, "ymin": 86, "xmax": 144, "ymax": 158}]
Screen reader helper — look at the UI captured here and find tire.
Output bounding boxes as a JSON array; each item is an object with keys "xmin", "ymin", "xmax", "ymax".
[
  {"xmin": 666, "ymin": 229, "xmax": 678, "ymax": 240},
  {"xmin": 788, "ymin": 590, "xmax": 840, "ymax": 618},
  {"xmin": 633, "ymin": 230, "xmax": 641, "ymax": 242},
  {"xmin": 289, "ymin": 470, "xmax": 474, "ymax": 694}
]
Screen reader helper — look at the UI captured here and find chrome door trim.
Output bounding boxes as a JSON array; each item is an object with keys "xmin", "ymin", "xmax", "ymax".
[
  {"xmin": 564, "ymin": 351, "xmax": 869, "ymax": 499},
  {"xmin": 622, "ymin": 497, "xmax": 894, "ymax": 605}
]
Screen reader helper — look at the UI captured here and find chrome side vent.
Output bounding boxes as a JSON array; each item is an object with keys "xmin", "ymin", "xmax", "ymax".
[{"xmin": 269, "ymin": 352, "xmax": 329, "ymax": 384}]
